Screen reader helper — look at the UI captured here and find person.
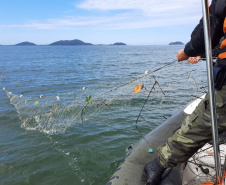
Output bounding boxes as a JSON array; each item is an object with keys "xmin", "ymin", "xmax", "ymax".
[{"xmin": 144, "ymin": 0, "xmax": 226, "ymax": 184}]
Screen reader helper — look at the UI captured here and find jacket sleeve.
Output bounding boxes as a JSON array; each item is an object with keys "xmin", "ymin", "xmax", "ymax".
[
  {"xmin": 184, "ymin": 0, "xmax": 226, "ymax": 57},
  {"xmin": 201, "ymin": 37, "xmax": 224, "ymax": 59}
]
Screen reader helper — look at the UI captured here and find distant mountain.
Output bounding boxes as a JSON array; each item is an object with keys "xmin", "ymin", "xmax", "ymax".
[
  {"xmin": 15, "ymin": 42, "xmax": 36, "ymax": 46},
  {"xmin": 111, "ymin": 42, "xmax": 127, "ymax": 45},
  {"xmin": 169, "ymin": 41, "xmax": 184, "ymax": 45},
  {"xmin": 4, "ymin": 40, "xmax": 127, "ymax": 46},
  {"xmin": 49, "ymin": 39, "xmax": 93, "ymax": 46}
]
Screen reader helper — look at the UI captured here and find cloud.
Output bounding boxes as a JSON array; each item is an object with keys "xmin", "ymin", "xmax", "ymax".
[
  {"xmin": 0, "ymin": 13, "xmax": 201, "ymax": 30},
  {"xmin": 76, "ymin": 0, "xmax": 202, "ymax": 16},
  {"xmin": 0, "ymin": 16, "xmax": 126, "ymax": 30},
  {"xmin": 76, "ymin": 0, "xmax": 203, "ymax": 27},
  {"xmin": 0, "ymin": 0, "xmax": 203, "ymax": 30},
  {"xmin": 77, "ymin": 0, "xmax": 202, "ymax": 29}
]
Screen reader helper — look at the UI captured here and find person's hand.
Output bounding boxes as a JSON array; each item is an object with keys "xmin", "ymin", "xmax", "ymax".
[
  {"xmin": 187, "ymin": 56, "xmax": 201, "ymax": 64},
  {"xmin": 176, "ymin": 49, "xmax": 189, "ymax": 62}
]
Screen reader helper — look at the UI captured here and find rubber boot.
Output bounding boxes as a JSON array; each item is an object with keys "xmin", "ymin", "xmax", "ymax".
[{"xmin": 144, "ymin": 157, "xmax": 166, "ymax": 185}]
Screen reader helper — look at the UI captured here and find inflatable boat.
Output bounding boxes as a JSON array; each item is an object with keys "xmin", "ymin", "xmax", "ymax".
[{"xmin": 107, "ymin": 95, "xmax": 226, "ymax": 185}]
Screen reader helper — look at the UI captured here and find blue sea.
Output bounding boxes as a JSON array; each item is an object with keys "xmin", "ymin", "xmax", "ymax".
[{"xmin": 0, "ymin": 45, "xmax": 207, "ymax": 185}]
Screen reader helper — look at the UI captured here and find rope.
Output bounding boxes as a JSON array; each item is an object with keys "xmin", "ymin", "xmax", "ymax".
[{"xmin": 56, "ymin": 60, "xmax": 177, "ymax": 107}]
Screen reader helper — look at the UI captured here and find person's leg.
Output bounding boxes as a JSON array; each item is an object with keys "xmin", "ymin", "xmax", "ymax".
[
  {"xmin": 145, "ymin": 86, "xmax": 226, "ymax": 184},
  {"xmin": 158, "ymin": 87, "xmax": 226, "ymax": 168}
]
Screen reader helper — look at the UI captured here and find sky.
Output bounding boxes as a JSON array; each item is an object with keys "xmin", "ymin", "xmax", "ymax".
[{"xmin": 0, "ymin": 0, "xmax": 205, "ymax": 45}]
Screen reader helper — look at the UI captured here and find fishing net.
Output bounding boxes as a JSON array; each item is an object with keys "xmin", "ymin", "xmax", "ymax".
[
  {"xmin": 183, "ymin": 132, "xmax": 226, "ymax": 185},
  {"xmin": 2, "ymin": 60, "xmax": 208, "ymax": 134}
]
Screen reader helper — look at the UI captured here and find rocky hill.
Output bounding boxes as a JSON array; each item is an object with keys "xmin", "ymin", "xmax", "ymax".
[
  {"xmin": 111, "ymin": 42, "xmax": 127, "ymax": 45},
  {"xmin": 15, "ymin": 42, "xmax": 36, "ymax": 46},
  {"xmin": 49, "ymin": 39, "xmax": 93, "ymax": 46},
  {"xmin": 169, "ymin": 41, "xmax": 184, "ymax": 45}
]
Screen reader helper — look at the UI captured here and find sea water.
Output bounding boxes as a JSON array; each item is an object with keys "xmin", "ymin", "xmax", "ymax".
[{"xmin": 0, "ymin": 45, "xmax": 207, "ymax": 185}]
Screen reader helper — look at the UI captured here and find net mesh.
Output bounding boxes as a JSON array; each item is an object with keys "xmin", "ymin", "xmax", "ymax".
[
  {"xmin": 3, "ymin": 60, "xmax": 207, "ymax": 134},
  {"xmin": 3, "ymin": 59, "xmax": 224, "ymax": 183},
  {"xmin": 183, "ymin": 133, "xmax": 226, "ymax": 185}
]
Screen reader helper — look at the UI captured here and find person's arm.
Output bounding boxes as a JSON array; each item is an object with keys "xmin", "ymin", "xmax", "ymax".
[
  {"xmin": 186, "ymin": 37, "xmax": 223, "ymax": 64},
  {"xmin": 184, "ymin": 0, "xmax": 225, "ymax": 57},
  {"xmin": 177, "ymin": 49, "xmax": 189, "ymax": 61}
]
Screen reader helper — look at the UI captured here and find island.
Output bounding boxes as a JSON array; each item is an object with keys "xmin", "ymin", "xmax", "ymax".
[
  {"xmin": 49, "ymin": 39, "xmax": 93, "ymax": 46},
  {"xmin": 1, "ymin": 39, "xmax": 128, "ymax": 46},
  {"xmin": 111, "ymin": 42, "xmax": 127, "ymax": 45},
  {"xmin": 169, "ymin": 41, "xmax": 184, "ymax": 45},
  {"xmin": 15, "ymin": 41, "xmax": 36, "ymax": 46}
]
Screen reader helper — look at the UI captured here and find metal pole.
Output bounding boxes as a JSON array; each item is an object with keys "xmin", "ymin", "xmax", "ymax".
[{"xmin": 201, "ymin": 0, "xmax": 222, "ymax": 180}]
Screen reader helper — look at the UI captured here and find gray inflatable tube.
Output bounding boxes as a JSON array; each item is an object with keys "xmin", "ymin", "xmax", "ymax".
[{"xmin": 107, "ymin": 96, "xmax": 205, "ymax": 185}]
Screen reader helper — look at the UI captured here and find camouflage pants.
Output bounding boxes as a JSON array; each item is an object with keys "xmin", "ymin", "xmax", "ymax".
[{"xmin": 158, "ymin": 86, "xmax": 226, "ymax": 168}]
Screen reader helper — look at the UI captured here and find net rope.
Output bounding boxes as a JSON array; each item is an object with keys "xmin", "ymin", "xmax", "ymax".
[
  {"xmin": 2, "ymin": 60, "xmax": 207, "ymax": 134},
  {"xmin": 3, "ymin": 58, "xmax": 224, "ymax": 183},
  {"xmin": 184, "ymin": 133, "xmax": 226, "ymax": 185}
]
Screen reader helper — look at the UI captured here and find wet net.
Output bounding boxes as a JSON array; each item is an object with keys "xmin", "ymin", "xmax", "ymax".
[
  {"xmin": 2, "ymin": 60, "xmax": 208, "ymax": 134},
  {"xmin": 183, "ymin": 133, "xmax": 226, "ymax": 185},
  {"xmin": 3, "ymin": 58, "xmax": 225, "ymax": 183}
]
